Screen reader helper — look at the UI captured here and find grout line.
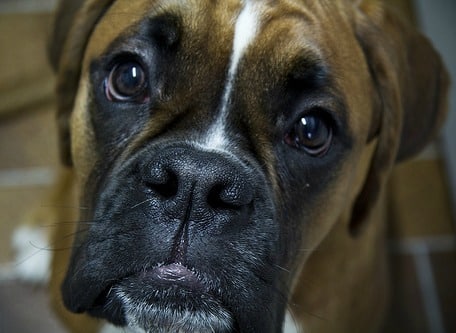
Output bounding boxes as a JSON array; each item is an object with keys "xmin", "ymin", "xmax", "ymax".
[
  {"xmin": 412, "ymin": 243, "xmax": 446, "ymax": 333},
  {"xmin": 0, "ymin": 167, "xmax": 56, "ymax": 188}
]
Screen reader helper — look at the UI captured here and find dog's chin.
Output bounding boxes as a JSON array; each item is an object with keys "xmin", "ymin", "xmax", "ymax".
[
  {"xmin": 118, "ymin": 289, "xmax": 233, "ymax": 333},
  {"xmin": 93, "ymin": 263, "xmax": 234, "ymax": 333}
]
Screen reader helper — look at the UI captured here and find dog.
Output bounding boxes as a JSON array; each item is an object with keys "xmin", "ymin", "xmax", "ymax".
[{"xmin": 45, "ymin": 0, "xmax": 448, "ymax": 332}]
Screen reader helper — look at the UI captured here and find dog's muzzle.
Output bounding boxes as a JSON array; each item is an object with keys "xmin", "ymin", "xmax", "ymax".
[{"xmin": 62, "ymin": 144, "xmax": 282, "ymax": 332}]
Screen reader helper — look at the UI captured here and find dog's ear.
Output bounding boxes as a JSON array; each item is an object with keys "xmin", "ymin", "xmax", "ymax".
[
  {"xmin": 48, "ymin": 0, "xmax": 115, "ymax": 166},
  {"xmin": 349, "ymin": 1, "xmax": 449, "ymax": 235}
]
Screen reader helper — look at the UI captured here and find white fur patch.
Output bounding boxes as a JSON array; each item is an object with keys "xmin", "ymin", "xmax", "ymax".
[
  {"xmin": 230, "ymin": 0, "xmax": 261, "ymax": 80},
  {"xmin": 203, "ymin": 0, "xmax": 261, "ymax": 150},
  {"xmin": 99, "ymin": 323, "xmax": 136, "ymax": 333},
  {"xmin": 98, "ymin": 310, "xmax": 302, "ymax": 333},
  {"xmin": 0, "ymin": 226, "xmax": 50, "ymax": 283},
  {"xmin": 283, "ymin": 310, "xmax": 302, "ymax": 333},
  {"xmin": 116, "ymin": 287, "xmax": 233, "ymax": 333}
]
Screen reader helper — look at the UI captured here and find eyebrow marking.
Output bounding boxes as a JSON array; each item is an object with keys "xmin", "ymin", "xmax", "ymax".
[{"xmin": 203, "ymin": 0, "xmax": 261, "ymax": 150}]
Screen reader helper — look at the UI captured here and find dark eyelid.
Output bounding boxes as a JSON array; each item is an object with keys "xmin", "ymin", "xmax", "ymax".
[
  {"xmin": 94, "ymin": 13, "xmax": 181, "ymax": 67},
  {"xmin": 290, "ymin": 92, "xmax": 346, "ymax": 130},
  {"xmin": 103, "ymin": 52, "xmax": 147, "ymax": 73}
]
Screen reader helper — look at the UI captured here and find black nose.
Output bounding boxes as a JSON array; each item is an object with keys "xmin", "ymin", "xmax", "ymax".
[{"xmin": 139, "ymin": 147, "xmax": 254, "ymax": 223}]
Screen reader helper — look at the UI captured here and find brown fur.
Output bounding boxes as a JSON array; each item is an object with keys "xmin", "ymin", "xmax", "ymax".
[{"xmin": 46, "ymin": 0, "xmax": 448, "ymax": 332}]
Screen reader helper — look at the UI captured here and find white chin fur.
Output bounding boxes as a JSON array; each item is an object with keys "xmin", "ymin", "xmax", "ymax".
[
  {"xmin": 115, "ymin": 288, "xmax": 233, "ymax": 333},
  {"xmin": 99, "ymin": 323, "xmax": 135, "ymax": 333},
  {"xmin": 98, "ymin": 306, "xmax": 301, "ymax": 333},
  {"xmin": 283, "ymin": 310, "xmax": 302, "ymax": 333}
]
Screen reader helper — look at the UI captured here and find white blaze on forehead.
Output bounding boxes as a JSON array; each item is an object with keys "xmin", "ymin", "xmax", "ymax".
[
  {"xmin": 203, "ymin": 0, "xmax": 261, "ymax": 150},
  {"xmin": 230, "ymin": 0, "xmax": 261, "ymax": 77}
]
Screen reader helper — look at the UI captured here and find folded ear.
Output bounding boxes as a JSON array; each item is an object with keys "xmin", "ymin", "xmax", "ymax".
[
  {"xmin": 48, "ymin": 0, "xmax": 116, "ymax": 166},
  {"xmin": 350, "ymin": 0, "xmax": 449, "ymax": 235}
]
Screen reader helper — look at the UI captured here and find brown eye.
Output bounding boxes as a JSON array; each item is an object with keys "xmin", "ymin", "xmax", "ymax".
[
  {"xmin": 285, "ymin": 113, "xmax": 333, "ymax": 156},
  {"xmin": 105, "ymin": 61, "xmax": 148, "ymax": 102}
]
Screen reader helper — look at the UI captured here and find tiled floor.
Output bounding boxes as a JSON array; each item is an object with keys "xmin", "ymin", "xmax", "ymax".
[{"xmin": 0, "ymin": 4, "xmax": 455, "ymax": 333}]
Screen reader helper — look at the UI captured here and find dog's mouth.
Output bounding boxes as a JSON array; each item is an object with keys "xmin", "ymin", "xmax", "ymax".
[
  {"xmin": 64, "ymin": 144, "xmax": 280, "ymax": 332},
  {"xmin": 143, "ymin": 262, "xmax": 203, "ymax": 288},
  {"xmin": 88, "ymin": 263, "xmax": 234, "ymax": 332}
]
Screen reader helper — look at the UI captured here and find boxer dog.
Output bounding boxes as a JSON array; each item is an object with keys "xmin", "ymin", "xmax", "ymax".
[{"xmin": 46, "ymin": 0, "xmax": 448, "ymax": 332}]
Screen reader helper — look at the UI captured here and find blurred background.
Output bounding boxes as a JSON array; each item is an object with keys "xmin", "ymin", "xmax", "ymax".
[{"xmin": 0, "ymin": 0, "xmax": 454, "ymax": 332}]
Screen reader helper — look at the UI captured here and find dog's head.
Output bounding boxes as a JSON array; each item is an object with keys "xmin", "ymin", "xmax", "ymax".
[{"xmin": 49, "ymin": 0, "xmax": 448, "ymax": 331}]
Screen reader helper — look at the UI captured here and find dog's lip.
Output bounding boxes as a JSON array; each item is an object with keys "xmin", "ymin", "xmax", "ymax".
[
  {"xmin": 141, "ymin": 262, "xmax": 205, "ymax": 289},
  {"xmin": 87, "ymin": 263, "xmax": 211, "ymax": 321}
]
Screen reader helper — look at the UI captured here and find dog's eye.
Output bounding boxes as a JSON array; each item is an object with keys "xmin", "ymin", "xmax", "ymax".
[
  {"xmin": 285, "ymin": 112, "xmax": 333, "ymax": 156},
  {"xmin": 105, "ymin": 61, "xmax": 148, "ymax": 102}
]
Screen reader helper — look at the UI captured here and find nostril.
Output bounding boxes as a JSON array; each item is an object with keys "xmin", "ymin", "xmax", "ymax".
[
  {"xmin": 207, "ymin": 184, "xmax": 235, "ymax": 210},
  {"xmin": 146, "ymin": 178, "xmax": 178, "ymax": 199},
  {"xmin": 143, "ymin": 168, "xmax": 179, "ymax": 199},
  {"xmin": 138, "ymin": 149, "xmax": 255, "ymax": 215},
  {"xmin": 207, "ymin": 182, "xmax": 253, "ymax": 210}
]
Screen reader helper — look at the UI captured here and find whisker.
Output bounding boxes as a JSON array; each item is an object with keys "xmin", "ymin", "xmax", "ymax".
[
  {"xmin": 39, "ymin": 220, "xmax": 96, "ymax": 228},
  {"xmin": 274, "ymin": 264, "xmax": 291, "ymax": 274},
  {"xmin": 38, "ymin": 204, "xmax": 89, "ymax": 210},
  {"xmin": 13, "ymin": 243, "xmax": 52, "ymax": 268},
  {"xmin": 129, "ymin": 198, "xmax": 153, "ymax": 210}
]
